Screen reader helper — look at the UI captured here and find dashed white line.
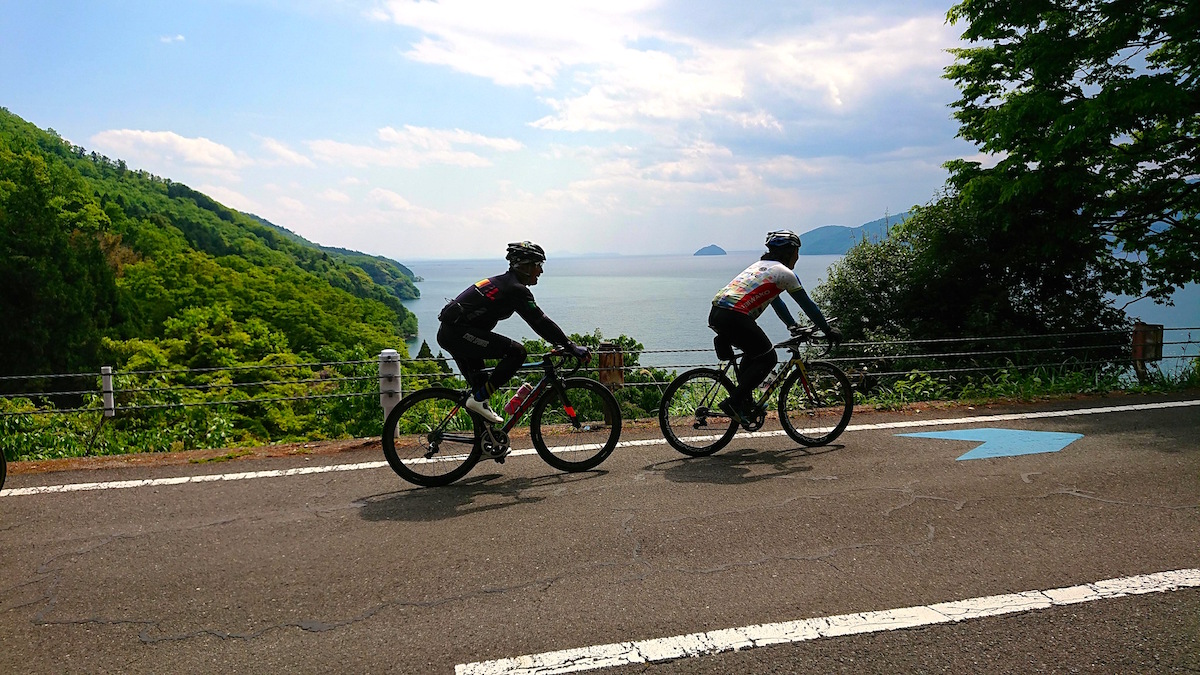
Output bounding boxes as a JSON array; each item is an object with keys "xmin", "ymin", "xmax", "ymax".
[
  {"xmin": 3, "ymin": 399, "xmax": 1196, "ymax": 498},
  {"xmin": 454, "ymin": 568, "xmax": 1200, "ymax": 675}
]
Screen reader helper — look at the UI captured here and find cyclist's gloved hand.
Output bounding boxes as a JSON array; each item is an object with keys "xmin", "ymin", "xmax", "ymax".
[
  {"xmin": 568, "ymin": 343, "xmax": 590, "ymax": 360},
  {"xmin": 825, "ymin": 327, "xmax": 843, "ymax": 345}
]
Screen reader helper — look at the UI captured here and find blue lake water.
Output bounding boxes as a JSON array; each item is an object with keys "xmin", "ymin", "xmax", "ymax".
[{"xmin": 401, "ymin": 253, "xmax": 1199, "ymax": 368}]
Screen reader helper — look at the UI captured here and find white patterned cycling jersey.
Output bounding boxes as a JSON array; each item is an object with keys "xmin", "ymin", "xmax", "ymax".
[{"xmin": 712, "ymin": 260, "xmax": 803, "ymax": 318}]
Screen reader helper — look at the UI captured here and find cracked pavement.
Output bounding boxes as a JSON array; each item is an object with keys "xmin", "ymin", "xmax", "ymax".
[{"xmin": 1, "ymin": 394, "xmax": 1198, "ymax": 673}]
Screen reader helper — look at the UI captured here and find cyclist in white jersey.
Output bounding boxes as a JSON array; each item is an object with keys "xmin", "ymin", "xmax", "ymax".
[{"xmin": 710, "ymin": 230, "xmax": 841, "ymax": 422}]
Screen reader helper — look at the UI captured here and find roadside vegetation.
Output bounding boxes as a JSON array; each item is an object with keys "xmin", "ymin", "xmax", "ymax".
[{"xmin": 2, "ymin": 0, "xmax": 1198, "ymax": 462}]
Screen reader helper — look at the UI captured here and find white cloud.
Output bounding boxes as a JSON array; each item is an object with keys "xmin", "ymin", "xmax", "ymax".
[
  {"xmin": 372, "ymin": 0, "xmax": 958, "ymax": 135},
  {"xmin": 373, "ymin": 0, "xmax": 660, "ymax": 88},
  {"xmin": 275, "ymin": 196, "xmax": 309, "ymax": 216},
  {"xmin": 258, "ymin": 137, "xmax": 316, "ymax": 167},
  {"xmin": 309, "ymin": 125, "xmax": 522, "ymax": 168},
  {"xmin": 159, "ymin": 34, "xmax": 185, "ymax": 44},
  {"xmin": 197, "ymin": 185, "xmax": 261, "ymax": 213},
  {"xmin": 90, "ymin": 129, "xmax": 249, "ymax": 172},
  {"xmin": 319, "ymin": 189, "xmax": 351, "ymax": 203},
  {"xmin": 755, "ymin": 16, "xmax": 957, "ymax": 107}
]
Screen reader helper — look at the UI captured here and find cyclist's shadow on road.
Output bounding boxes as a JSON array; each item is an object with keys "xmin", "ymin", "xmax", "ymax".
[
  {"xmin": 357, "ymin": 470, "xmax": 607, "ymax": 523},
  {"xmin": 649, "ymin": 444, "xmax": 842, "ymax": 485}
]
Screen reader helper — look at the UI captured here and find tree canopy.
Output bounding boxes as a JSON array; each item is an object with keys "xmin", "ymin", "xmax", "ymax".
[
  {"xmin": 818, "ymin": 0, "xmax": 1198, "ymax": 340},
  {"xmin": 945, "ymin": 0, "xmax": 1199, "ymax": 301}
]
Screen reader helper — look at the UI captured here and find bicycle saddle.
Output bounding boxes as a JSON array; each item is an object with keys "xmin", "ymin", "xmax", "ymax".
[{"xmin": 713, "ymin": 335, "xmax": 737, "ymax": 361}]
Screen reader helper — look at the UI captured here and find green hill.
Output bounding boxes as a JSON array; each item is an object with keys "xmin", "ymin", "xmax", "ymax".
[
  {"xmin": 241, "ymin": 212, "xmax": 420, "ymax": 300},
  {"xmin": 0, "ymin": 107, "xmax": 419, "ymax": 378},
  {"xmin": 800, "ymin": 213, "xmax": 910, "ymax": 255}
]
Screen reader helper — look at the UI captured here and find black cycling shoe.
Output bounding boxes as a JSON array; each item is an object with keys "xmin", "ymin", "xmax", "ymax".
[{"xmin": 718, "ymin": 398, "xmax": 747, "ymax": 423}]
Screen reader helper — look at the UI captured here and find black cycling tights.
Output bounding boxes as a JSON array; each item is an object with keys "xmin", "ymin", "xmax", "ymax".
[
  {"xmin": 437, "ymin": 324, "xmax": 528, "ymax": 399},
  {"xmin": 708, "ymin": 306, "xmax": 776, "ymax": 406}
]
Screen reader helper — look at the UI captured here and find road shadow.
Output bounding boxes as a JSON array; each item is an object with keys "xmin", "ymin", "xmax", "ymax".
[
  {"xmin": 648, "ymin": 443, "xmax": 844, "ymax": 486},
  {"xmin": 357, "ymin": 469, "xmax": 607, "ymax": 522}
]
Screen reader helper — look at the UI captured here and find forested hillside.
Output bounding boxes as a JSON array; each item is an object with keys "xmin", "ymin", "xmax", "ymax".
[{"xmin": 0, "ymin": 107, "xmax": 419, "ymax": 379}]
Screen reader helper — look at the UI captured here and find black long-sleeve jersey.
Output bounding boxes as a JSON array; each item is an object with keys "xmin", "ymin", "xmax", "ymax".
[{"xmin": 437, "ymin": 270, "xmax": 571, "ymax": 346}]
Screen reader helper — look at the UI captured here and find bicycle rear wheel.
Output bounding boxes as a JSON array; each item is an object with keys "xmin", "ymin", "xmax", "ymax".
[
  {"xmin": 778, "ymin": 361, "xmax": 853, "ymax": 446},
  {"xmin": 658, "ymin": 368, "xmax": 738, "ymax": 456},
  {"xmin": 530, "ymin": 377, "xmax": 621, "ymax": 472},
  {"xmin": 382, "ymin": 387, "xmax": 482, "ymax": 487}
]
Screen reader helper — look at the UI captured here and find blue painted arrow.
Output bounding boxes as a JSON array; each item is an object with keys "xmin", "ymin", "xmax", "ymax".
[{"xmin": 898, "ymin": 428, "xmax": 1083, "ymax": 460}]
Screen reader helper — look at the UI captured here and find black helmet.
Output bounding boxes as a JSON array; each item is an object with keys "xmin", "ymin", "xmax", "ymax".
[
  {"xmin": 765, "ymin": 229, "xmax": 801, "ymax": 249},
  {"xmin": 506, "ymin": 241, "xmax": 546, "ymax": 265}
]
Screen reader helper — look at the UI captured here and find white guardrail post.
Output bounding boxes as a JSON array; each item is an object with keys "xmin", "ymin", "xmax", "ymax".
[
  {"xmin": 378, "ymin": 349, "xmax": 402, "ymax": 422},
  {"xmin": 101, "ymin": 366, "xmax": 115, "ymax": 418}
]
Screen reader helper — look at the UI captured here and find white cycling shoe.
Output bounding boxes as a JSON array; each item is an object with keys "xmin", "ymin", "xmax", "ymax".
[{"xmin": 465, "ymin": 396, "xmax": 503, "ymax": 424}]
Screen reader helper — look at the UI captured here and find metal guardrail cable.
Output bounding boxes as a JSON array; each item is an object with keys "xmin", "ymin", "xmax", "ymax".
[
  {"xmin": 118, "ymin": 358, "xmax": 376, "ymax": 376},
  {"xmin": 0, "ymin": 372, "xmax": 98, "ymax": 382},
  {"xmin": 0, "ymin": 406, "xmax": 103, "ymax": 417},
  {"xmin": 115, "ymin": 374, "xmax": 378, "ymax": 395},
  {"xmin": 2, "ymin": 331, "xmax": 1194, "ymax": 420},
  {"xmin": 846, "ymin": 329, "xmax": 1129, "ymax": 348},
  {"xmin": 0, "ymin": 389, "xmax": 100, "ymax": 399},
  {"xmin": 840, "ymin": 343, "xmax": 1129, "ymax": 363},
  {"xmin": 115, "ymin": 390, "xmax": 376, "ymax": 412}
]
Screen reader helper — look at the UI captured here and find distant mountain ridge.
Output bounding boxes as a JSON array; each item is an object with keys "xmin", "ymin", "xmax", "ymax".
[{"xmin": 800, "ymin": 213, "xmax": 910, "ymax": 255}]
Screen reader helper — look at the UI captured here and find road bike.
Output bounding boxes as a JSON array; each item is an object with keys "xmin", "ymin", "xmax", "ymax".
[
  {"xmin": 382, "ymin": 348, "xmax": 622, "ymax": 487},
  {"xmin": 658, "ymin": 324, "xmax": 853, "ymax": 456}
]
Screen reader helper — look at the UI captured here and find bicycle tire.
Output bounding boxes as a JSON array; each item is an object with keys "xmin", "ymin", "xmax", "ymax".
[
  {"xmin": 382, "ymin": 387, "xmax": 482, "ymax": 487},
  {"xmin": 658, "ymin": 368, "xmax": 738, "ymax": 456},
  {"xmin": 777, "ymin": 361, "xmax": 853, "ymax": 447},
  {"xmin": 530, "ymin": 377, "xmax": 622, "ymax": 472},
  {"xmin": 1, "ymin": 452, "xmax": 5, "ymax": 491}
]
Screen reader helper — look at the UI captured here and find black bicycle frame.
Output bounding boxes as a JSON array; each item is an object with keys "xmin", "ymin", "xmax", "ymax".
[{"xmin": 446, "ymin": 352, "xmax": 582, "ymax": 438}]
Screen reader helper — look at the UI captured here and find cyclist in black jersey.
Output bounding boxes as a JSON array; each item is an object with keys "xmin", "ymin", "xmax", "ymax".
[{"xmin": 437, "ymin": 241, "xmax": 590, "ymax": 423}]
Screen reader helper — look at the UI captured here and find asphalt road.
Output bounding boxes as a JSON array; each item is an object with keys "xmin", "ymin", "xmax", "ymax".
[{"xmin": 2, "ymin": 394, "xmax": 1198, "ymax": 674}]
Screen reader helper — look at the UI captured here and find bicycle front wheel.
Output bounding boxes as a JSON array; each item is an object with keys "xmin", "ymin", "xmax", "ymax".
[
  {"xmin": 382, "ymin": 387, "xmax": 482, "ymax": 487},
  {"xmin": 778, "ymin": 361, "xmax": 853, "ymax": 447},
  {"xmin": 530, "ymin": 377, "xmax": 622, "ymax": 472},
  {"xmin": 658, "ymin": 368, "xmax": 737, "ymax": 457}
]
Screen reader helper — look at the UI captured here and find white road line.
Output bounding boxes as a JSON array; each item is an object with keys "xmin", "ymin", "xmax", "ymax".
[
  {"xmin": 1, "ymin": 461, "xmax": 389, "ymax": 497},
  {"xmin": 3, "ymin": 399, "xmax": 1197, "ymax": 498},
  {"xmin": 455, "ymin": 568, "xmax": 1200, "ymax": 675}
]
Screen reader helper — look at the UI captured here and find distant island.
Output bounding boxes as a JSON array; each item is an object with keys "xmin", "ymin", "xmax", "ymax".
[{"xmin": 694, "ymin": 244, "xmax": 726, "ymax": 256}]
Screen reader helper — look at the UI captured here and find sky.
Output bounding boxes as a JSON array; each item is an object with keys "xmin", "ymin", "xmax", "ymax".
[{"xmin": 2, "ymin": 0, "xmax": 978, "ymax": 261}]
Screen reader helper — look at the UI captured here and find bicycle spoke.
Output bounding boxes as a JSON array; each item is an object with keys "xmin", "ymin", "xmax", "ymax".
[
  {"xmin": 778, "ymin": 361, "xmax": 853, "ymax": 446},
  {"xmin": 658, "ymin": 368, "xmax": 737, "ymax": 456},
  {"xmin": 531, "ymin": 378, "xmax": 621, "ymax": 472},
  {"xmin": 383, "ymin": 388, "xmax": 481, "ymax": 486}
]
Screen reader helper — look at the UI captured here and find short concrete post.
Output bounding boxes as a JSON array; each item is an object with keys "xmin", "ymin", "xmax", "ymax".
[
  {"xmin": 101, "ymin": 366, "xmax": 115, "ymax": 418},
  {"xmin": 379, "ymin": 349, "xmax": 402, "ymax": 421}
]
